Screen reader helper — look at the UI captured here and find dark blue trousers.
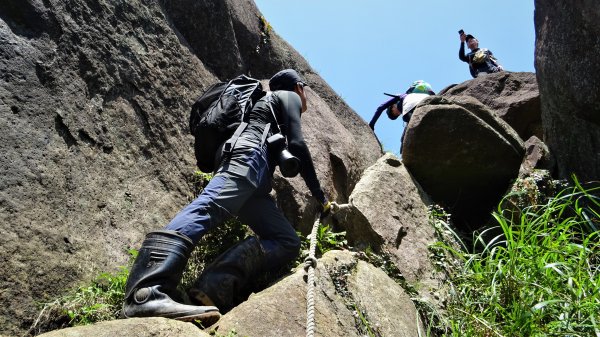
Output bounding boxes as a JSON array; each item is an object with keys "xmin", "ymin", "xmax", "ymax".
[{"xmin": 165, "ymin": 138, "xmax": 300, "ymax": 272}]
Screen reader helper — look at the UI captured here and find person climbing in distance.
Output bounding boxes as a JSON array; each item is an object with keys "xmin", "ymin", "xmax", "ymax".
[
  {"xmin": 368, "ymin": 80, "xmax": 435, "ymax": 153},
  {"xmin": 369, "ymin": 80, "xmax": 435, "ymax": 129},
  {"xmin": 122, "ymin": 69, "xmax": 335, "ymax": 323},
  {"xmin": 459, "ymin": 31, "xmax": 504, "ymax": 78}
]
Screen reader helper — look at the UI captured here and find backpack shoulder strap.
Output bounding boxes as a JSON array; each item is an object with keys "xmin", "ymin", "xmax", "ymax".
[
  {"xmin": 266, "ymin": 92, "xmax": 282, "ymax": 134},
  {"xmin": 256, "ymin": 93, "xmax": 281, "ymax": 147},
  {"xmin": 223, "ymin": 91, "xmax": 280, "ymax": 154},
  {"xmin": 220, "ymin": 76, "xmax": 263, "ymax": 155},
  {"xmin": 222, "ymin": 121, "xmax": 248, "ymax": 154}
]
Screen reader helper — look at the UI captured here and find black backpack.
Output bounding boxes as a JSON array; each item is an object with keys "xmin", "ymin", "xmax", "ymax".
[{"xmin": 189, "ymin": 75, "xmax": 266, "ymax": 172}]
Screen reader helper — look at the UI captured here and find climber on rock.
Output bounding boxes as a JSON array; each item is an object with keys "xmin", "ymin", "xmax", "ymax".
[
  {"xmin": 459, "ymin": 31, "xmax": 504, "ymax": 78},
  {"xmin": 122, "ymin": 69, "xmax": 335, "ymax": 323},
  {"xmin": 369, "ymin": 80, "xmax": 435, "ymax": 153}
]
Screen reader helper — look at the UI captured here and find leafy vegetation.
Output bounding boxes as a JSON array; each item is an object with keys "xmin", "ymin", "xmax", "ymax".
[
  {"xmin": 181, "ymin": 216, "xmax": 251, "ymax": 290},
  {"xmin": 430, "ymin": 178, "xmax": 600, "ymax": 337},
  {"xmin": 27, "ymin": 250, "xmax": 136, "ymax": 335},
  {"xmin": 294, "ymin": 223, "xmax": 347, "ymax": 268},
  {"xmin": 62, "ymin": 255, "xmax": 134, "ymax": 325},
  {"xmin": 189, "ymin": 169, "xmax": 214, "ymax": 199},
  {"xmin": 353, "ymin": 302, "xmax": 383, "ymax": 337},
  {"xmin": 315, "ymin": 224, "xmax": 347, "ymax": 255},
  {"xmin": 209, "ymin": 328, "xmax": 242, "ymax": 337},
  {"xmin": 258, "ymin": 15, "xmax": 272, "ymax": 36}
]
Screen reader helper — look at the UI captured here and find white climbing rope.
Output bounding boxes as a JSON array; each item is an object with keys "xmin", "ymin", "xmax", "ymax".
[
  {"xmin": 304, "ymin": 214, "xmax": 320, "ymax": 337},
  {"xmin": 303, "ymin": 202, "xmax": 351, "ymax": 337}
]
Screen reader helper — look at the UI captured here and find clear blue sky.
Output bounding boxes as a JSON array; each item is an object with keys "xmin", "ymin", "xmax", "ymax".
[{"xmin": 254, "ymin": 1, "xmax": 536, "ymax": 154}]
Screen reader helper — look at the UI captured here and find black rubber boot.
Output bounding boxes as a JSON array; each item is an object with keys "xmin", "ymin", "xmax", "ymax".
[
  {"xmin": 188, "ymin": 236, "xmax": 265, "ymax": 313},
  {"xmin": 123, "ymin": 230, "xmax": 220, "ymax": 324}
]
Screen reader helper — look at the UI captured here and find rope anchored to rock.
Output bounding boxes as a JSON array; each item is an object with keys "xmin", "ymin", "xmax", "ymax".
[{"xmin": 303, "ymin": 202, "xmax": 352, "ymax": 337}]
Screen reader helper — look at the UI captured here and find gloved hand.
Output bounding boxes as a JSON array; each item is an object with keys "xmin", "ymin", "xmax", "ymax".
[{"xmin": 320, "ymin": 200, "xmax": 340, "ymax": 220}]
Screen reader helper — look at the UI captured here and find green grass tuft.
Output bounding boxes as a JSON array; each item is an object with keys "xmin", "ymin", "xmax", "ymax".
[{"xmin": 432, "ymin": 179, "xmax": 600, "ymax": 337}]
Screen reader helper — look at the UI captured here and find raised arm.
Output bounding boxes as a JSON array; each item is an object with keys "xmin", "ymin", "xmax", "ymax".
[{"xmin": 459, "ymin": 41, "xmax": 469, "ymax": 63}]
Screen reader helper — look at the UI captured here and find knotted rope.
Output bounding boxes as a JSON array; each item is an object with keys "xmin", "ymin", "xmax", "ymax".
[
  {"xmin": 303, "ymin": 202, "xmax": 352, "ymax": 337},
  {"xmin": 303, "ymin": 215, "xmax": 320, "ymax": 337}
]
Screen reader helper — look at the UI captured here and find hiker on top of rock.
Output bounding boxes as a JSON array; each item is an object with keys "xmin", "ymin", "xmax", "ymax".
[
  {"xmin": 122, "ymin": 69, "xmax": 335, "ymax": 323},
  {"xmin": 369, "ymin": 80, "xmax": 436, "ymax": 130},
  {"xmin": 369, "ymin": 80, "xmax": 435, "ymax": 152},
  {"xmin": 459, "ymin": 31, "xmax": 504, "ymax": 78}
]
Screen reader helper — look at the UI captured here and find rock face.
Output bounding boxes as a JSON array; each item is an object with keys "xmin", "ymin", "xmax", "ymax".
[
  {"xmin": 37, "ymin": 317, "xmax": 210, "ymax": 337},
  {"xmin": 336, "ymin": 153, "xmax": 448, "ymax": 309},
  {"xmin": 4, "ymin": 0, "xmax": 600, "ymax": 335},
  {"xmin": 440, "ymin": 72, "xmax": 541, "ymax": 141},
  {"xmin": 36, "ymin": 251, "xmax": 424, "ymax": 337},
  {"xmin": 519, "ymin": 135, "xmax": 555, "ymax": 177},
  {"xmin": 213, "ymin": 250, "xmax": 424, "ymax": 337},
  {"xmin": 402, "ymin": 96, "xmax": 525, "ymax": 227},
  {"xmin": 534, "ymin": 0, "xmax": 600, "ymax": 180},
  {"xmin": 0, "ymin": 0, "xmax": 381, "ymax": 334}
]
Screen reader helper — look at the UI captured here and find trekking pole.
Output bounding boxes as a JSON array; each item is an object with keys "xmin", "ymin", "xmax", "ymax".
[{"xmin": 303, "ymin": 202, "xmax": 351, "ymax": 337}]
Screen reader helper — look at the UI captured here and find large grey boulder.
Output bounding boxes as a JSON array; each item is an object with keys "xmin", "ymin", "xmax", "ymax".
[
  {"xmin": 213, "ymin": 250, "xmax": 423, "ymax": 337},
  {"xmin": 534, "ymin": 0, "xmax": 600, "ymax": 181},
  {"xmin": 402, "ymin": 96, "xmax": 525, "ymax": 227},
  {"xmin": 37, "ymin": 318, "xmax": 210, "ymax": 337},
  {"xmin": 1, "ymin": 2, "xmax": 211, "ymax": 334},
  {"xmin": 0, "ymin": 0, "xmax": 381, "ymax": 334},
  {"xmin": 440, "ymin": 71, "xmax": 541, "ymax": 141},
  {"xmin": 333, "ymin": 153, "xmax": 447, "ymax": 308}
]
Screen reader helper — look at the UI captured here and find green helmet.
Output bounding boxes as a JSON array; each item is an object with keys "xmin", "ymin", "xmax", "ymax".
[{"xmin": 407, "ymin": 80, "xmax": 434, "ymax": 94}]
